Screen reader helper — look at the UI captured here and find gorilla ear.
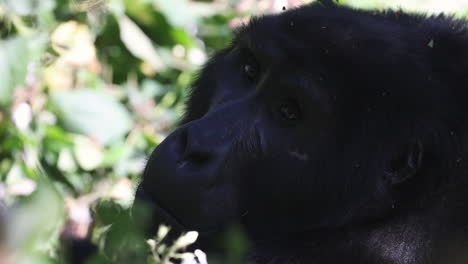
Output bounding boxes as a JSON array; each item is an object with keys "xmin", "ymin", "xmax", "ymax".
[{"xmin": 385, "ymin": 141, "xmax": 423, "ymax": 185}]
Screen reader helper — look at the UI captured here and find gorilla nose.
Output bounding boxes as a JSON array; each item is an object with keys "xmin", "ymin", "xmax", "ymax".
[
  {"xmin": 138, "ymin": 120, "xmax": 236, "ymax": 232},
  {"xmin": 176, "ymin": 124, "xmax": 230, "ymax": 168},
  {"xmin": 178, "ymin": 128, "xmax": 213, "ymax": 166}
]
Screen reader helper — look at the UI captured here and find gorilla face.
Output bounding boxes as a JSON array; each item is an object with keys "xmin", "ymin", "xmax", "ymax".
[{"xmin": 136, "ymin": 1, "xmax": 468, "ymax": 254}]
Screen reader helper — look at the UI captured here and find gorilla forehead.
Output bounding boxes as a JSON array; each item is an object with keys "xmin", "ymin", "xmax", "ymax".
[
  {"xmin": 234, "ymin": 5, "xmax": 410, "ymax": 65},
  {"xmin": 233, "ymin": 4, "xmax": 468, "ymax": 119},
  {"xmin": 235, "ymin": 4, "xmax": 467, "ymax": 68}
]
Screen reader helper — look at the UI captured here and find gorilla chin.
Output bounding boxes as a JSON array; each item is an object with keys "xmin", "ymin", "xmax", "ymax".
[{"xmin": 136, "ymin": 1, "xmax": 468, "ymax": 263}]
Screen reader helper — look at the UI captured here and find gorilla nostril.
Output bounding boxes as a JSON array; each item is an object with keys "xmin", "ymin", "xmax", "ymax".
[
  {"xmin": 185, "ymin": 151, "xmax": 211, "ymax": 164},
  {"xmin": 181, "ymin": 144, "xmax": 212, "ymax": 165},
  {"xmin": 177, "ymin": 128, "xmax": 212, "ymax": 165}
]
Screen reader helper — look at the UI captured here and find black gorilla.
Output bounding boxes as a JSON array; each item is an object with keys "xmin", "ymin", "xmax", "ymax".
[{"xmin": 136, "ymin": 1, "xmax": 468, "ymax": 263}]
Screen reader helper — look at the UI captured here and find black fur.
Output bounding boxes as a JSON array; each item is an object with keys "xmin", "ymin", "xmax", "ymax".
[{"xmin": 137, "ymin": 3, "xmax": 468, "ymax": 263}]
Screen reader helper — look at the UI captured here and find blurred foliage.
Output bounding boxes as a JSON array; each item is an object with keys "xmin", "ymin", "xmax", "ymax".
[{"xmin": 0, "ymin": 0, "xmax": 467, "ymax": 263}]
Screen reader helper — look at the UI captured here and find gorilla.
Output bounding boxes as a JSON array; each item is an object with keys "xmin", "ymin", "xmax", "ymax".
[{"xmin": 135, "ymin": 1, "xmax": 468, "ymax": 263}]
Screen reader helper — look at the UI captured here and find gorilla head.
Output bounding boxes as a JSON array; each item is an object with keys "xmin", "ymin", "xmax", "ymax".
[{"xmin": 136, "ymin": 2, "xmax": 468, "ymax": 263}]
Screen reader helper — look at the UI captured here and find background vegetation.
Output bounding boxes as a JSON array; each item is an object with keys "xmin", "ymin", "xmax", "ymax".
[{"xmin": 0, "ymin": 0, "xmax": 467, "ymax": 263}]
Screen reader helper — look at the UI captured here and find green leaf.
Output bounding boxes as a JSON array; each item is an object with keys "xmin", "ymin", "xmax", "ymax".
[
  {"xmin": 8, "ymin": 180, "xmax": 65, "ymax": 260},
  {"xmin": 117, "ymin": 15, "xmax": 167, "ymax": 71},
  {"xmin": 73, "ymin": 135, "xmax": 104, "ymax": 171},
  {"xmin": 100, "ymin": 140, "xmax": 132, "ymax": 167},
  {"xmin": 152, "ymin": 0, "xmax": 223, "ymax": 27},
  {"xmin": 0, "ymin": 37, "xmax": 29, "ymax": 107},
  {"xmin": 153, "ymin": 0, "xmax": 197, "ymax": 27},
  {"xmin": 3, "ymin": 0, "xmax": 55, "ymax": 16},
  {"xmin": 50, "ymin": 90, "xmax": 133, "ymax": 145}
]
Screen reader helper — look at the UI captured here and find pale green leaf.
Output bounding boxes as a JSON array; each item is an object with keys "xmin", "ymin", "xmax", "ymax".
[
  {"xmin": 73, "ymin": 135, "xmax": 104, "ymax": 171},
  {"xmin": 117, "ymin": 15, "xmax": 166, "ymax": 71},
  {"xmin": 0, "ymin": 37, "xmax": 29, "ymax": 107},
  {"xmin": 50, "ymin": 90, "xmax": 133, "ymax": 145}
]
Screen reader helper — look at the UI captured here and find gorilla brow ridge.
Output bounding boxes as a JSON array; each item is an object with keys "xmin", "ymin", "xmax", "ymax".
[{"xmin": 233, "ymin": 17, "xmax": 272, "ymax": 63}]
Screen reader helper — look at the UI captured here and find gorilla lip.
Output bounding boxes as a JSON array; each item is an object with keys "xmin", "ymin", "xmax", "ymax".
[{"xmin": 135, "ymin": 184, "xmax": 187, "ymax": 232}]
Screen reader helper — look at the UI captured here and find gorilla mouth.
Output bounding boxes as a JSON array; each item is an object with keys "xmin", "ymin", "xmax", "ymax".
[{"xmin": 134, "ymin": 184, "xmax": 187, "ymax": 234}]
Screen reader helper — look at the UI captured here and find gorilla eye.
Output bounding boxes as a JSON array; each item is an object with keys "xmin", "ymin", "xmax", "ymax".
[
  {"xmin": 244, "ymin": 64, "xmax": 259, "ymax": 81},
  {"xmin": 279, "ymin": 101, "xmax": 301, "ymax": 121}
]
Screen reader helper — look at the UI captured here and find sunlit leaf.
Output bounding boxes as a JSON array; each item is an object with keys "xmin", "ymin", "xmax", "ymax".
[
  {"xmin": 153, "ymin": 0, "xmax": 197, "ymax": 27},
  {"xmin": 0, "ymin": 48, "xmax": 12, "ymax": 107},
  {"xmin": 73, "ymin": 135, "xmax": 104, "ymax": 171},
  {"xmin": 50, "ymin": 90, "xmax": 133, "ymax": 145},
  {"xmin": 0, "ymin": 38, "xmax": 29, "ymax": 107},
  {"xmin": 51, "ymin": 21, "xmax": 97, "ymax": 67},
  {"xmin": 8, "ymin": 180, "xmax": 64, "ymax": 260},
  {"xmin": 153, "ymin": 0, "xmax": 225, "ymax": 27},
  {"xmin": 174, "ymin": 231, "xmax": 198, "ymax": 249},
  {"xmin": 3, "ymin": 0, "xmax": 55, "ymax": 16},
  {"xmin": 100, "ymin": 140, "xmax": 132, "ymax": 167},
  {"xmin": 117, "ymin": 15, "xmax": 167, "ymax": 72}
]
